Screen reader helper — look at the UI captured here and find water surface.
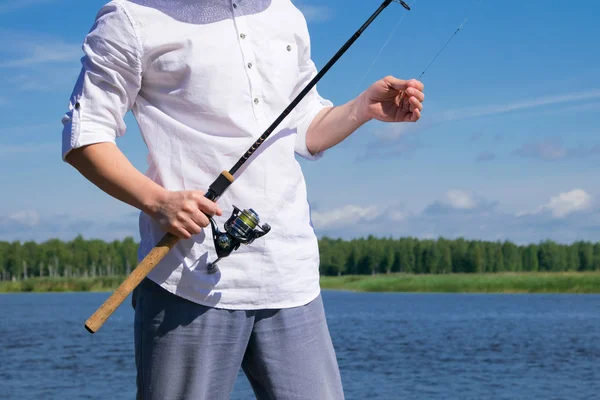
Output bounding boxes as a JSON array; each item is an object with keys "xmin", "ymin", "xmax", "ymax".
[{"xmin": 1, "ymin": 291, "xmax": 598, "ymax": 399}]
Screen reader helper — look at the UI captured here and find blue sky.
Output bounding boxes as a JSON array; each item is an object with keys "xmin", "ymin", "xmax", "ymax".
[{"xmin": 1, "ymin": 0, "xmax": 599, "ymax": 245}]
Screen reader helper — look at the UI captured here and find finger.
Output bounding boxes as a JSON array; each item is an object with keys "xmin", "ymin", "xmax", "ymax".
[
  {"xmin": 191, "ymin": 210, "xmax": 211, "ymax": 229},
  {"xmin": 175, "ymin": 210, "xmax": 204, "ymax": 235},
  {"xmin": 384, "ymin": 75, "xmax": 408, "ymax": 91},
  {"xmin": 406, "ymin": 79, "xmax": 424, "ymax": 92},
  {"xmin": 171, "ymin": 225, "xmax": 193, "ymax": 240},
  {"xmin": 184, "ymin": 216, "xmax": 205, "ymax": 235},
  {"xmin": 201, "ymin": 200, "xmax": 223, "ymax": 217},
  {"xmin": 405, "ymin": 87, "xmax": 425, "ymax": 103},
  {"xmin": 409, "ymin": 96, "xmax": 423, "ymax": 112},
  {"xmin": 409, "ymin": 108, "xmax": 421, "ymax": 122},
  {"xmin": 195, "ymin": 194, "xmax": 223, "ymax": 216}
]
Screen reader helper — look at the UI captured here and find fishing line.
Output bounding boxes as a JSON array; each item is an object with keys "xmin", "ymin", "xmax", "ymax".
[
  {"xmin": 311, "ymin": 0, "xmax": 417, "ymax": 156},
  {"xmin": 418, "ymin": 18, "xmax": 468, "ymax": 79},
  {"xmin": 353, "ymin": 0, "xmax": 418, "ymax": 97},
  {"xmin": 396, "ymin": 17, "xmax": 468, "ymax": 109},
  {"xmin": 312, "ymin": 14, "xmax": 469, "ymax": 156}
]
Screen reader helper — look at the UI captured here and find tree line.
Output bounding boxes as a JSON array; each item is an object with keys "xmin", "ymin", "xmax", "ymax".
[
  {"xmin": 318, "ymin": 236, "xmax": 600, "ymax": 276},
  {"xmin": 0, "ymin": 235, "xmax": 138, "ymax": 281},
  {"xmin": 1, "ymin": 234, "xmax": 599, "ymax": 281}
]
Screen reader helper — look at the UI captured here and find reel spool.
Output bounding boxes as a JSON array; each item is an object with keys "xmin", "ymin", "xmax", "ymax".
[{"xmin": 207, "ymin": 206, "xmax": 271, "ymax": 274}]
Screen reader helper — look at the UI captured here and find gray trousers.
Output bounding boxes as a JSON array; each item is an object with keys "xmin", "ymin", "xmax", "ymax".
[{"xmin": 133, "ymin": 278, "xmax": 345, "ymax": 400}]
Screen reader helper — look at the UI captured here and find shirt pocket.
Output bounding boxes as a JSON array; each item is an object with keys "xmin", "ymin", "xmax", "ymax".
[{"xmin": 263, "ymin": 38, "xmax": 301, "ymax": 101}]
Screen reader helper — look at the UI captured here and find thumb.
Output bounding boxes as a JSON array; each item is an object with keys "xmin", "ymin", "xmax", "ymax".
[{"xmin": 383, "ymin": 75, "xmax": 408, "ymax": 91}]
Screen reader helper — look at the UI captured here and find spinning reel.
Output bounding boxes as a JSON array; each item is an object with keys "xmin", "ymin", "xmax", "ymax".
[{"xmin": 206, "ymin": 206, "xmax": 271, "ymax": 274}]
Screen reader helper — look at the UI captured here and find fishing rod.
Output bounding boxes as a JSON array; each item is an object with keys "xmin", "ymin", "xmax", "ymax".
[{"xmin": 84, "ymin": 0, "xmax": 412, "ymax": 334}]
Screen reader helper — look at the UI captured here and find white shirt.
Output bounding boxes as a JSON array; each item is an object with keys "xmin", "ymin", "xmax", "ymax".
[{"xmin": 61, "ymin": 0, "xmax": 333, "ymax": 309}]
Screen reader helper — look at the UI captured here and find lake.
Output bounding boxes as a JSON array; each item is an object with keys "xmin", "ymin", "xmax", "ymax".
[{"xmin": 1, "ymin": 290, "xmax": 599, "ymax": 399}]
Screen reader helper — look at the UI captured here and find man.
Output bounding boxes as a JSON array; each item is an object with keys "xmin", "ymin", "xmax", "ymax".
[{"xmin": 61, "ymin": 0, "xmax": 424, "ymax": 398}]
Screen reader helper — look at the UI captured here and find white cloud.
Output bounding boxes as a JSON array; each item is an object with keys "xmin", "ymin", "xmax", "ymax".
[
  {"xmin": 311, "ymin": 204, "xmax": 382, "ymax": 230},
  {"xmin": 5, "ymin": 210, "xmax": 40, "ymax": 227},
  {"xmin": 423, "ymin": 190, "xmax": 496, "ymax": 216},
  {"xmin": 441, "ymin": 90, "xmax": 600, "ymax": 122},
  {"xmin": 0, "ymin": 210, "xmax": 140, "ymax": 243},
  {"xmin": 375, "ymin": 89, "xmax": 600, "ymax": 141},
  {"xmin": 310, "ymin": 189, "xmax": 600, "ymax": 245},
  {"xmin": 0, "ymin": 28, "xmax": 81, "ymax": 71},
  {"xmin": 0, "ymin": 40, "xmax": 80, "ymax": 68},
  {"xmin": 526, "ymin": 101, "xmax": 600, "ymax": 117},
  {"xmin": 512, "ymin": 137, "xmax": 600, "ymax": 162},
  {"xmin": 519, "ymin": 189, "xmax": 593, "ymax": 218},
  {"xmin": 3, "ymin": 189, "xmax": 599, "ymax": 246},
  {"xmin": 310, "ymin": 202, "xmax": 414, "ymax": 232},
  {"xmin": 547, "ymin": 189, "xmax": 593, "ymax": 217},
  {"xmin": 443, "ymin": 190, "xmax": 477, "ymax": 210},
  {"xmin": 513, "ymin": 139, "xmax": 567, "ymax": 161},
  {"xmin": 389, "ymin": 210, "xmax": 410, "ymax": 222},
  {"xmin": 5, "ymin": 64, "xmax": 82, "ymax": 93}
]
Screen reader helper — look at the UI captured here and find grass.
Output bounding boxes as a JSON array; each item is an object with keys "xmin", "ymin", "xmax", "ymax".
[
  {"xmin": 1, "ymin": 272, "xmax": 600, "ymax": 294},
  {"xmin": 0, "ymin": 277, "xmax": 125, "ymax": 293},
  {"xmin": 319, "ymin": 271, "xmax": 600, "ymax": 294}
]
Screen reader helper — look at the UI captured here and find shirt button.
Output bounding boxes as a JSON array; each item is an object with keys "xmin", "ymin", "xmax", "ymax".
[
  {"xmin": 247, "ymin": 62, "xmax": 253, "ymax": 69},
  {"xmin": 287, "ymin": 45, "xmax": 292, "ymax": 51},
  {"xmin": 233, "ymin": 3, "xmax": 237, "ymax": 8},
  {"xmin": 240, "ymin": 33, "xmax": 246, "ymax": 39},
  {"xmin": 254, "ymin": 98, "xmax": 259, "ymax": 105}
]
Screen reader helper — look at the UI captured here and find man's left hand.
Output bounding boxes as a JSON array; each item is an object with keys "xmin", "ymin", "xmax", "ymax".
[{"xmin": 358, "ymin": 76, "xmax": 424, "ymax": 123}]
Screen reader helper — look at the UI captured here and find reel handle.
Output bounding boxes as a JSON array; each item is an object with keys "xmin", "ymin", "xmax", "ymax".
[{"xmin": 84, "ymin": 171, "xmax": 234, "ymax": 334}]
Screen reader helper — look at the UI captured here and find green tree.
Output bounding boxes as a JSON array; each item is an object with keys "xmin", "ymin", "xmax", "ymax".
[
  {"xmin": 450, "ymin": 238, "xmax": 469, "ymax": 273},
  {"xmin": 6, "ymin": 241, "xmax": 23, "ymax": 280},
  {"xmin": 491, "ymin": 242, "xmax": 504, "ymax": 272},
  {"xmin": 538, "ymin": 240, "xmax": 560, "ymax": 271},
  {"xmin": 593, "ymin": 243, "xmax": 600, "ymax": 271},
  {"xmin": 523, "ymin": 244, "xmax": 539, "ymax": 272},
  {"xmin": 4, "ymin": 235, "xmax": 600, "ymax": 282},
  {"xmin": 396, "ymin": 238, "xmax": 416, "ymax": 273},
  {"xmin": 344, "ymin": 244, "xmax": 360, "ymax": 275},
  {"xmin": 566, "ymin": 245, "xmax": 580, "ymax": 271},
  {"xmin": 577, "ymin": 241, "xmax": 594, "ymax": 271},
  {"xmin": 502, "ymin": 241, "xmax": 521, "ymax": 272},
  {"xmin": 436, "ymin": 239, "xmax": 452, "ymax": 274},
  {"xmin": 0, "ymin": 241, "xmax": 8, "ymax": 280},
  {"xmin": 380, "ymin": 240, "xmax": 395, "ymax": 274},
  {"xmin": 466, "ymin": 241, "xmax": 485, "ymax": 273}
]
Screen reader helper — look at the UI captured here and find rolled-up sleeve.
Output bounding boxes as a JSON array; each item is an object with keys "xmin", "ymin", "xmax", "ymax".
[
  {"xmin": 291, "ymin": 31, "xmax": 333, "ymax": 161},
  {"xmin": 61, "ymin": 1, "xmax": 142, "ymax": 161}
]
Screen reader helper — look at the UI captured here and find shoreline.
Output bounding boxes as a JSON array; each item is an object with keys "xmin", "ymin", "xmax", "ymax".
[
  {"xmin": 319, "ymin": 271, "xmax": 600, "ymax": 294},
  {"xmin": 1, "ymin": 272, "xmax": 600, "ymax": 294}
]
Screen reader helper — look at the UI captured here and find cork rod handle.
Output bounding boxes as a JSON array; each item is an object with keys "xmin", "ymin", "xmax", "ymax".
[
  {"xmin": 84, "ymin": 232, "xmax": 180, "ymax": 334},
  {"xmin": 84, "ymin": 171, "xmax": 235, "ymax": 334}
]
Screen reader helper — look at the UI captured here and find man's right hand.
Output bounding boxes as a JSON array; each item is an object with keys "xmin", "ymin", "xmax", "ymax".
[
  {"xmin": 64, "ymin": 142, "xmax": 223, "ymax": 240},
  {"xmin": 150, "ymin": 190, "xmax": 223, "ymax": 239}
]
